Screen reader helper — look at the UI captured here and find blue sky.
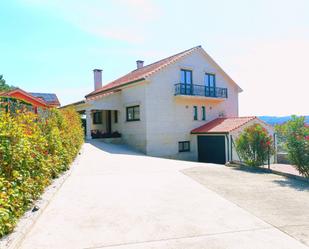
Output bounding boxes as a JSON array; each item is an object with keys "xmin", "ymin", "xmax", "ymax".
[{"xmin": 1, "ymin": 0, "xmax": 308, "ymax": 116}]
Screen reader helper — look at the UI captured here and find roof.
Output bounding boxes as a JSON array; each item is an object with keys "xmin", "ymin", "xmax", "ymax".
[
  {"xmin": 59, "ymin": 100, "xmax": 86, "ymax": 109},
  {"xmin": 0, "ymin": 88, "xmax": 49, "ymax": 107},
  {"xmin": 30, "ymin": 92, "xmax": 60, "ymax": 107},
  {"xmin": 191, "ymin": 117, "xmax": 257, "ymax": 134},
  {"xmin": 86, "ymin": 45, "xmax": 208, "ymax": 99}
]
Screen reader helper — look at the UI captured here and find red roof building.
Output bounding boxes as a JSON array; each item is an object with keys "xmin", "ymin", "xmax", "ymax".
[
  {"xmin": 191, "ymin": 117, "xmax": 257, "ymax": 134},
  {"xmin": 0, "ymin": 88, "xmax": 60, "ymax": 113}
]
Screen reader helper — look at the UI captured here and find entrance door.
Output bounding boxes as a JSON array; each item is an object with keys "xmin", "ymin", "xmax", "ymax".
[
  {"xmin": 106, "ymin": 110, "xmax": 112, "ymax": 134},
  {"xmin": 198, "ymin": 135, "xmax": 226, "ymax": 164},
  {"xmin": 205, "ymin": 73, "xmax": 216, "ymax": 97}
]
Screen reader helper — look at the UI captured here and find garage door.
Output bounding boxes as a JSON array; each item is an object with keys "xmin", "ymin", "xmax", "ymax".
[{"xmin": 198, "ymin": 135, "xmax": 226, "ymax": 164}]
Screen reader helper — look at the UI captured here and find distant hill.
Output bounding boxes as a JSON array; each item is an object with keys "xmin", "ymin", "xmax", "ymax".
[{"xmin": 259, "ymin": 116, "xmax": 309, "ymax": 126}]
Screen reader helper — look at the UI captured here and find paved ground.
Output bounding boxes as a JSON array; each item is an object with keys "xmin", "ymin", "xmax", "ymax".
[
  {"xmin": 183, "ymin": 166, "xmax": 309, "ymax": 247},
  {"xmin": 19, "ymin": 141, "xmax": 309, "ymax": 249},
  {"xmin": 265, "ymin": 163, "xmax": 302, "ymax": 176}
]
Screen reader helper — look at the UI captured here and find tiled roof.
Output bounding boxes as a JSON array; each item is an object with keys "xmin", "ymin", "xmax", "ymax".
[
  {"xmin": 0, "ymin": 88, "xmax": 49, "ymax": 106},
  {"xmin": 86, "ymin": 46, "xmax": 202, "ymax": 98},
  {"xmin": 191, "ymin": 117, "xmax": 257, "ymax": 134},
  {"xmin": 30, "ymin": 92, "xmax": 60, "ymax": 106}
]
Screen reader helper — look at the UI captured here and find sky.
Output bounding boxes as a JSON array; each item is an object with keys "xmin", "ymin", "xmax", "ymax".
[{"xmin": 0, "ymin": 0, "xmax": 308, "ymax": 116}]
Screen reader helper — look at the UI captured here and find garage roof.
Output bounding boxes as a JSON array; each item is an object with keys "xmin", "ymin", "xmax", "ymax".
[{"xmin": 191, "ymin": 117, "xmax": 257, "ymax": 134}]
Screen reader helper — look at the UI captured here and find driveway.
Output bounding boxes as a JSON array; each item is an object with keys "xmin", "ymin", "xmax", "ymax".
[{"xmin": 19, "ymin": 141, "xmax": 309, "ymax": 249}]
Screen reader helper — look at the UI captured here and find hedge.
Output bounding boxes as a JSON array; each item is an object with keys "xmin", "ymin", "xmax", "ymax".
[{"xmin": 0, "ymin": 107, "xmax": 84, "ymax": 237}]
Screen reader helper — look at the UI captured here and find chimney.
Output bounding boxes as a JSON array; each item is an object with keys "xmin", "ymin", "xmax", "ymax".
[
  {"xmin": 93, "ymin": 69, "xmax": 102, "ymax": 90},
  {"xmin": 136, "ymin": 60, "xmax": 144, "ymax": 69}
]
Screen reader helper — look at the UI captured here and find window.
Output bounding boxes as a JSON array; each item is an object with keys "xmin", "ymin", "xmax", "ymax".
[
  {"xmin": 126, "ymin": 105, "xmax": 140, "ymax": 121},
  {"xmin": 205, "ymin": 73, "xmax": 216, "ymax": 97},
  {"xmin": 114, "ymin": 110, "xmax": 118, "ymax": 123},
  {"xmin": 93, "ymin": 111, "xmax": 102, "ymax": 124},
  {"xmin": 193, "ymin": 106, "xmax": 198, "ymax": 120},
  {"xmin": 180, "ymin": 69, "xmax": 193, "ymax": 94},
  {"xmin": 202, "ymin": 106, "xmax": 206, "ymax": 120},
  {"xmin": 180, "ymin": 69, "xmax": 192, "ymax": 84},
  {"xmin": 179, "ymin": 141, "xmax": 190, "ymax": 152}
]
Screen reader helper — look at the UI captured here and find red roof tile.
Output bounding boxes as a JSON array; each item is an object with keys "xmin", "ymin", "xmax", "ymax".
[
  {"xmin": 86, "ymin": 46, "xmax": 202, "ymax": 99},
  {"xmin": 191, "ymin": 117, "xmax": 257, "ymax": 134}
]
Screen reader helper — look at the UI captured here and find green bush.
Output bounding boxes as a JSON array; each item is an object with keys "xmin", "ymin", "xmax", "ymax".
[
  {"xmin": 276, "ymin": 116, "xmax": 309, "ymax": 177},
  {"xmin": 0, "ymin": 107, "xmax": 84, "ymax": 237},
  {"xmin": 236, "ymin": 123, "xmax": 274, "ymax": 166}
]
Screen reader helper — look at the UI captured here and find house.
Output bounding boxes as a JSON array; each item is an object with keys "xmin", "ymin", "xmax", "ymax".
[
  {"xmin": 0, "ymin": 88, "xmax": 60, "ymax": 113},
  {"xmin": 28, "ymin": 92, "xmax": 61, "ymax": 108},
  {"xmin": 67, "ymin": 45, "xmax": 275, "ymax": 164}
]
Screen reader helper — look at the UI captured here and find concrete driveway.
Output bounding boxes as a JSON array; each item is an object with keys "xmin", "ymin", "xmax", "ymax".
[{"xmin": 19, "ymin": 141, "xmax": 309, "ymax": 249}]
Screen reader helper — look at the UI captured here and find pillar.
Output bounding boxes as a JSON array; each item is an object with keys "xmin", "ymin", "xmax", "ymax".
[{"xmin": 85, "ymin": 109, "xmax": 92, "ymax": 140}]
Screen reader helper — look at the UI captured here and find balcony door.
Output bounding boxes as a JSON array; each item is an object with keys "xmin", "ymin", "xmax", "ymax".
[
  {"xmin": 180, "ymin": 69, "xmax": 192, "ymax": 94},
  {"xmin": 205, "ymin": 73, "xmax": 216, "ymax": 97}
]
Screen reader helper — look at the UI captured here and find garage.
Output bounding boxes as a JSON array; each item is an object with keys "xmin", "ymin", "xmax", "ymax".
[
  {"xmin": 191, "ymin": 116, "xmax": 275, "ymax": 165},
  {"xmin": 198, "ymin": 135, "xmax": 226, "ymax": 164}
]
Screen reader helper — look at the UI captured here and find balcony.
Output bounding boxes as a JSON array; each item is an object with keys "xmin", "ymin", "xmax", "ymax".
[{"xmin": 174, "ymin": 83, "xmax": 228, "ymax": 99}]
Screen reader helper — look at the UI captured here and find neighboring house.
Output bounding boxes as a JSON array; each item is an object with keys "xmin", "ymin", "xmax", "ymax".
[
  {"xmin": 67, "ymin": 45, "xmax": 275, "ymax": 164},
  {"xmin": 29, "ymin": 92, "xmax": 61, "ymax": 108},
  {"xmin": 0, "ymin": 88, "xmax": 60, "ymax": 113}
]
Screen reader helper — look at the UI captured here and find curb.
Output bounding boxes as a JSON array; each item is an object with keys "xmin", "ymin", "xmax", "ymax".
[
  {"xmin": 267, "ymin": 168, "xmax": 309, "ymax": 183},
  {"xmin": 0, "ymin": 146, "xmax": 84, "ymax": 249},
  {"xmin": 226, "ymin": 163, "xmax": 309, "ymax": 183}
]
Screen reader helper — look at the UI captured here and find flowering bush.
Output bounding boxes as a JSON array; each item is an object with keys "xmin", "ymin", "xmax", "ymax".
[
  {"xmin": 0, "ymin": 107, "xmax": 83, "ymax": 237},
  {"xmin": 276, "ymin": 116, "xmax": 309, "ymax": 177},
  {"xmin": 236, "ymin": 123, "xmax": 274, "ymax": 166}
]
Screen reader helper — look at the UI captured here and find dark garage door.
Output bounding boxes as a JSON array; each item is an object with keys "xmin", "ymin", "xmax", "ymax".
[{"xmin": 198, "ymin": 135, "xmax": 226, "ymax": 164}]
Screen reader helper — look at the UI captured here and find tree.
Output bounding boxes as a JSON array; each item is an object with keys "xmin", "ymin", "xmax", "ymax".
[
  {"xmin": 236, "ymin": 123, "xmax": 274, "ymax": 166},
  {"xmin": 276, "ymin": 116, "xmax": 309, "ymax": 177},
  {"xmin": 0, "ymin": 75, "xmax": 14, "ymax": 92}
]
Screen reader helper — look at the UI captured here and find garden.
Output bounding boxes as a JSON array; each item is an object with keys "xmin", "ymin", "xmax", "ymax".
[{"xmin": 235, "ymin": 116, "xmax": 309, "ymax": 177}]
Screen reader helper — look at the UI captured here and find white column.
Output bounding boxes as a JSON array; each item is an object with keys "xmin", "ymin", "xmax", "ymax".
[{"xmin": 85, "ymin": 109, "xmax": 92, "ymax": 140}]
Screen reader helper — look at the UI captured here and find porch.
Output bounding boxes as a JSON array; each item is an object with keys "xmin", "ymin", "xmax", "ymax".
[{"xmin": 80, "ymin": 109, "xmax": 121, "ymax": 140}]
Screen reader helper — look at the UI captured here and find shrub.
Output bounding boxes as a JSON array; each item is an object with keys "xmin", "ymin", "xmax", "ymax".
[
  {"xmin": 0, "ymin": 107, "xmax": 83, "ymax": 237},
  {"xmin": 236, "ymin": 123, "xmax": 274, "ymax": 166},
  {"xmin": 276, "ymin": 116, "xmax": 309, "ymax": 177}
]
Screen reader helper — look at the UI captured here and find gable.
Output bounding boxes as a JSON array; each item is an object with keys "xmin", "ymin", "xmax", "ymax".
[
  {"xmin": 85, "ymin": 45, "xmax": 242, "ymax": 99},
  {"xmin": 198, "ymin": 49, "xmax": 242, "ymax": 92}
]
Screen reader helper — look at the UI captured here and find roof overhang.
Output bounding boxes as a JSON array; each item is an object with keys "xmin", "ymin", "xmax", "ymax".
[
  {"xmin": 191, "ymin": 132, "xmax": 229, "ymax": 135},
  {"xmin": 85, "ymin": 78, "xmax": 146, "ymax": 99}
]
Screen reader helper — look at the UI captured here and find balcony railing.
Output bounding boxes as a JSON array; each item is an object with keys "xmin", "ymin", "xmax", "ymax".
[{"xmin": 174, "ymin": 83, "xmax": 228, "ymax": 98}]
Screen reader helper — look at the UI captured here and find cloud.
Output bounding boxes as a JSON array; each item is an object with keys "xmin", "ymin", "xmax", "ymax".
[{"xmin": 20, "ymin": 0, "xmax": 161, "ymax": 43}]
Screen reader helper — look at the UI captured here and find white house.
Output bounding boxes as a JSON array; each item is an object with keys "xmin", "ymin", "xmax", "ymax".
[{"xmin": 66, "ymin": 45, "xmax": 275, "ymax": 164}]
